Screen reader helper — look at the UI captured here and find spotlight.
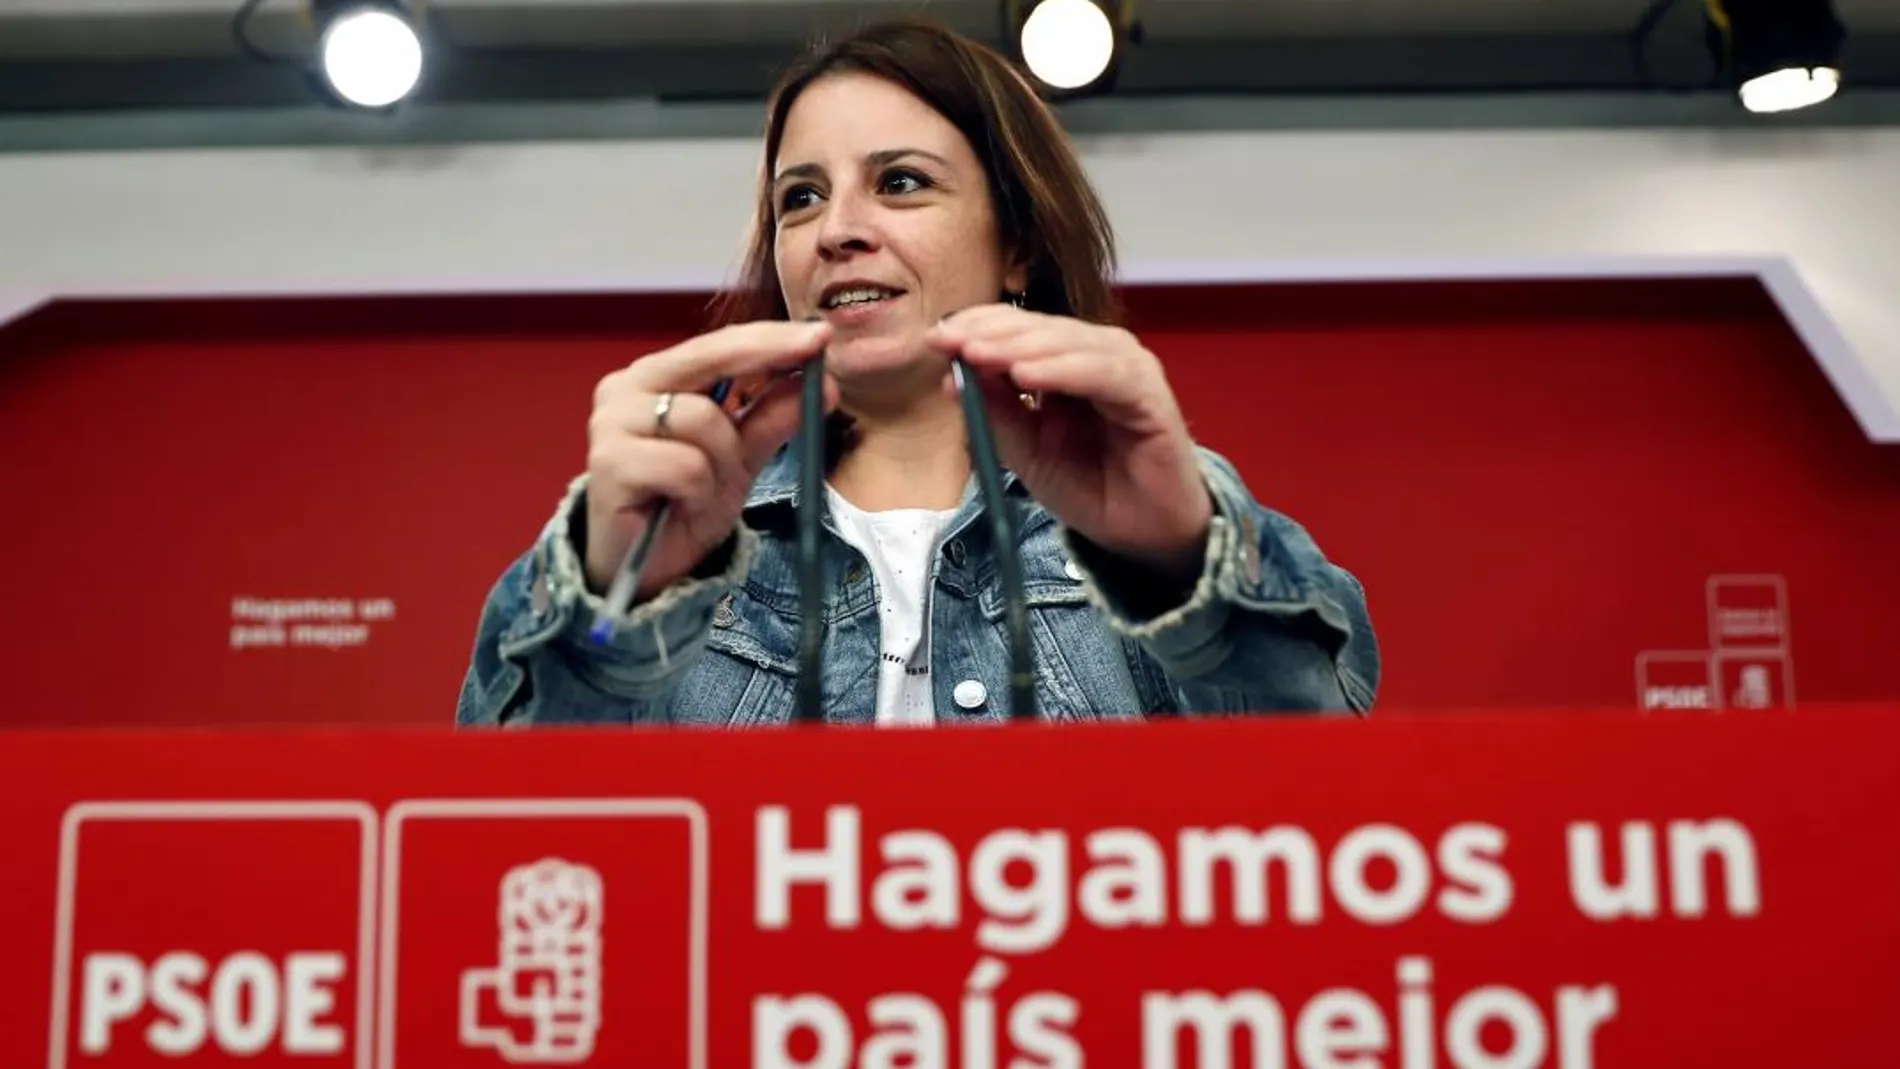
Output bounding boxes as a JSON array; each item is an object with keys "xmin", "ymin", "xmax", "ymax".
[
  {"xmin": 1707, "ymin": 0, "xmax": 1845, "ymax": 113},
  {"xmin": 1012, "ymin": 0, "xmax": 1131, "ymax": 96},
  {"xmin": 312, "ymin": 1, "xmax": 425, "ymax": 109},
  {"xmin": 1739, "ymin": 66, "xmax": 1839, "ymax": 112}
]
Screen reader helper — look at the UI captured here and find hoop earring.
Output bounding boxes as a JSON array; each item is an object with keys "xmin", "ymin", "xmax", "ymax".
[{"xmin": 1002, "ymin": 291, "xmax": 1038, "ymax": 408}]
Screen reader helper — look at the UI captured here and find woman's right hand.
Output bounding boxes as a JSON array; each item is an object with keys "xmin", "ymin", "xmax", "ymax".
[{"xmin": 584, "ymin": 319, "xmax": 836, "ymax": 602}]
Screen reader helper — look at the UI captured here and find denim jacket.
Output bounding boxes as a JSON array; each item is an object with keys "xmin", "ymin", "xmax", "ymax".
[{"xmin": 456, "ymin": 445, "xmax": 1379, "ymax": 727}]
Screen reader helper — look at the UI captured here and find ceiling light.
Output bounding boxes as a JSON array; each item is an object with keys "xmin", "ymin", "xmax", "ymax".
[
  {"xmin": 1739, "ymin": 65, "xmax": 1839, "ymax": 112},
  {"xmin": 1708, "ymin": 0, "xmax": 1845, "ymax": 113},
  {"xmin": 314, "ymin": 2, "xmax": 425, "ymax": 110},
  {"xmin": 1014, "ymin": 0, "xmax": 1128, "ymax": 96}
]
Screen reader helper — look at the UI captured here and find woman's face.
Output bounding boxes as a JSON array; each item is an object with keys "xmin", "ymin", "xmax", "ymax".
[{"xmin": 771, "ymin": 72, "xmax": 1026, "ymax": 386}]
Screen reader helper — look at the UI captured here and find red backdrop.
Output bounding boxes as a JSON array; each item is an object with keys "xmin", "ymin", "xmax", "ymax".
[{"xmin": 1, "ymin": 277, "xmax": 1894, "ymax": 727}]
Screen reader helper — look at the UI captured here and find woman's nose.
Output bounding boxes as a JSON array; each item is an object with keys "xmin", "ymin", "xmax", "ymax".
[{"xmin": 817, "ymin": 191, "xmax": 878, "ymax": 260}]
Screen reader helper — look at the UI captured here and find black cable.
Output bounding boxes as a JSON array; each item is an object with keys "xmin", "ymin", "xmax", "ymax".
[
  {"xmin": 794, "ymin": 356, "xmax": 828, "ymax": 722},
  {"xmin": 1629, "ymin": 0, "xmax": 1725, "ymax": 93},
  {"xmin": 950, "ymin": 357, "xmax": 1037, "ymax": 721},
  {"xmin": 232, "ymin": 0, "xmax": 302, "ymax": 65}
]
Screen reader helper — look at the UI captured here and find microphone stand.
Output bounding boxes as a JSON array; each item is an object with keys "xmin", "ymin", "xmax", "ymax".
[
  {"xmin": 951, "ymin": 357, "xmax": 1037, "ymax": 721},
  {"xmin": 794, "ymin": 357, "xmax": 828, "ymax": 721},
  {"xmin": 790, "ymin": 351, "xmax": 1038, "ymax": 723}
]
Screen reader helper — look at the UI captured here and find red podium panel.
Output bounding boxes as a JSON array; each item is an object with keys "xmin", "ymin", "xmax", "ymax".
[
  {"xmin": 3, "ymin": 708, "xmax": 1897, "ymax": 1069},
  {"xmin": 48, "ymin": 803, "xmax": 376, "ymax": 1068},
  {"xmin": 381, "ymin": 800, "xmax": 702, "ymax": 1069}
]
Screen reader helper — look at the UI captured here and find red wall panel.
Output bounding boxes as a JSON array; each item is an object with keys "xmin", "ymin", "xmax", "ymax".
[{"xmin": 1, "ymin": 279, "xmax": 1893, "ymax": 726}]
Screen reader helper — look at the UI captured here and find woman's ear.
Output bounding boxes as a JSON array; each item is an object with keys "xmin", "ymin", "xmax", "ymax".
[{"xmin": 1002, "ymin": 253, "xmax": 1032, "ymax": 302}]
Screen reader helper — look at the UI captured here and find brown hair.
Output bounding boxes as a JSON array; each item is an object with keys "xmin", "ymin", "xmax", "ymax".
[{"xmin": 708, "ymin": 16, "xmax": 1121, "ymax": 329}]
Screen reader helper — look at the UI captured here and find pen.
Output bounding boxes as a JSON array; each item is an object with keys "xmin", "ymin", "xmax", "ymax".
[{"xmin": 589, "ymin": 378, "xmax": 733, "ymax": 644}]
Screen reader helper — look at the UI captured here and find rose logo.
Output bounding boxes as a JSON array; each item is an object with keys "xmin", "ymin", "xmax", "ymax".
[{"xmin": 503, "ymin": 858, "xmax": 600, "ymax": 937}]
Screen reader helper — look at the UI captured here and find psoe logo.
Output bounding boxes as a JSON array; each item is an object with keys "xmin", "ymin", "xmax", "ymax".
[
  {"xmin": 1635, "ymin": 575, "xmax": 1794, "ymax": 712},
  {"xmin": 460, "ymin": 859, "xmax": 604, "ymax": 1064},
  {"xmin": 1635, "ymin": 651, "xmax": 1714, "ymax": 712},
  {"xmin": 1643, "ymin": 684, "xmax": 1712, "ymax": 710}
]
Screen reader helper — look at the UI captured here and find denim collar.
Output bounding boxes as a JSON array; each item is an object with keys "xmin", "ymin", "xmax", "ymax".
[{"xmin": 744, "ymin": 445, "xmax": 1028, "ymax": 518}]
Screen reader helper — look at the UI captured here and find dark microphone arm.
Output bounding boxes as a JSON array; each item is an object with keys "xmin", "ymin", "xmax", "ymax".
[
  {"xmin": 951, "ymin": 356, "xmax": 1038, "ymax": 721},
  {"xmin": 790, "ymin": 348, "xmax": 1038, "ymax": 723},
  {"xmin": 794, "ymin": 355, "xmax": 828, "ymax": 721}
]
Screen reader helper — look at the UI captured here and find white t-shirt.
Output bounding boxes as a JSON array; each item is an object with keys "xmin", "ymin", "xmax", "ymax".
[{"xmin": 825, "ymin": 485, "xmax": 956, "ymax": 726}]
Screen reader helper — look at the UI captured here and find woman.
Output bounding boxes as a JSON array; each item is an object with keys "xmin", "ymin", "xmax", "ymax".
[{"xmin": 456, "ymin": 18, "xmax": 1379, "ymax": 727}]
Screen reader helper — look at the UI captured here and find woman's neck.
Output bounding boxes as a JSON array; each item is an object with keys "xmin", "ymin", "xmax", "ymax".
[{"xmin": 829, "ymin": 376, "xmax": 970, "ymax": 512}]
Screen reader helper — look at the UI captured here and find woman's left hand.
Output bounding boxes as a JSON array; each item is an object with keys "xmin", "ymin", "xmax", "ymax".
[{"xmin": 926, "ymin": 304, "xmax": 1214, "ymax": 584}]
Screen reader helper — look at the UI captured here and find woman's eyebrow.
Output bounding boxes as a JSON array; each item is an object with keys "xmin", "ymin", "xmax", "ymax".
[
  {"xmin": 774, "ymin": 147, "xmax": 954, "ymax": 185},
  {"xmin": 866, "ymin": 147, "xmax": 953, "ymax": 169}
]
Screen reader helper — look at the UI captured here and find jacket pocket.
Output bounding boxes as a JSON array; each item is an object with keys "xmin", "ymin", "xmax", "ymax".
[
  {"xmin": 687, "ymin": 598, "xmax": 801, "ymax": 727},
  {"xmin": 977, "ymin": 559, "xmax": 1142, "ymax": 721}
]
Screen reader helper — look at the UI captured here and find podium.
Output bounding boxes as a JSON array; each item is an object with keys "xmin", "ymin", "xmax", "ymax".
[{"xmin": 7, "ymin": 707, "xmax": 1898, "ymax": 1068}]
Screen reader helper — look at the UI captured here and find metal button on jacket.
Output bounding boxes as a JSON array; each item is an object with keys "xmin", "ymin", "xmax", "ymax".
[{"xmin": 953, "ymin": 679, "xmax": 987, "ymax": 710}]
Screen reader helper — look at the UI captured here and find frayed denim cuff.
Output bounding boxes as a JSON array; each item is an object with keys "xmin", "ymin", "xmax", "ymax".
[{"xmin": 528, "ymin": 473, "xmax": 757, "ymax": 698}]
